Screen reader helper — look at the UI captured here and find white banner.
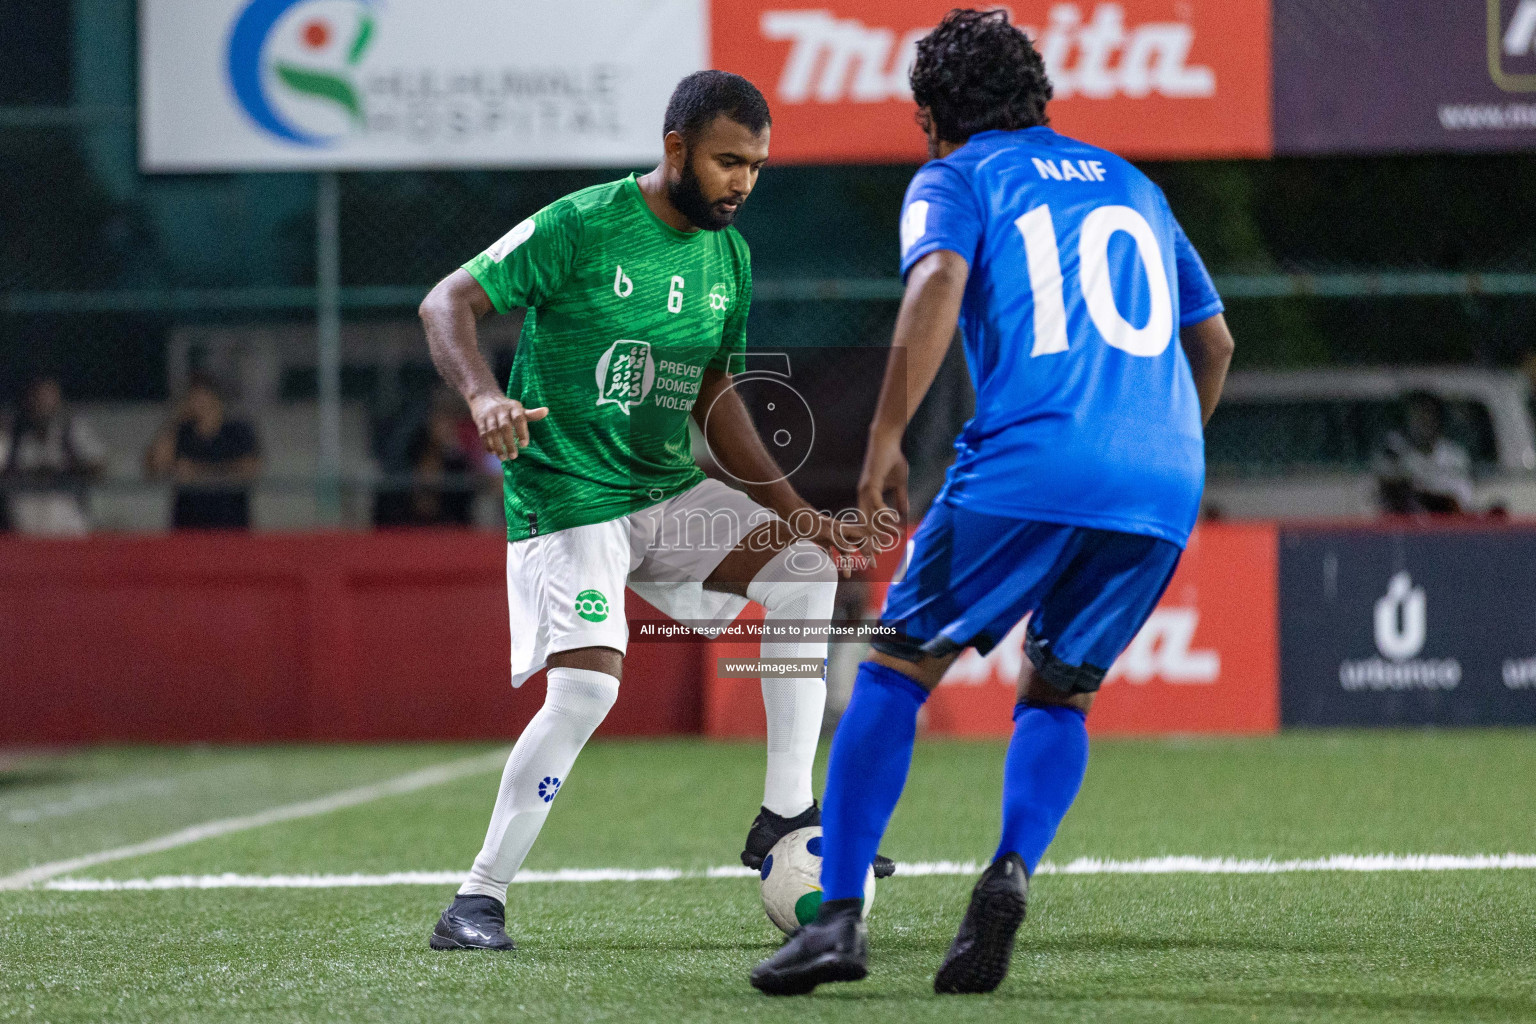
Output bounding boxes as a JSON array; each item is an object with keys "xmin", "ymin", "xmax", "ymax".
[{"xmin": 139, "ymin": 0, "xmax": 705, "ymax": 171}]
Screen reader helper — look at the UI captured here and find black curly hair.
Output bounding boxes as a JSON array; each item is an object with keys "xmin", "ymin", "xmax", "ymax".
[
  {"xmin": 663, "ymin": 70, "xmax": 771, "ymax": 144},
  {"xmin": 909, "ymin": 8, "xmax": 1053, "ymax": 144}
]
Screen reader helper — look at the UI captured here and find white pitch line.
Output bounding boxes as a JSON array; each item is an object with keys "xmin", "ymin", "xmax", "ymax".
[
  {"xmin": 6, "ymin": 777, "xmax": 182, "ymax": 824},
  {"xmin": 1039, "ymin": 853, "xmax": 1536, "ymax": 875},
  {"xmin": 38, "ymin": 853, "xmax": 1536, "ymax": 891},
  {"xmin": 45, "ymin": 869, "xmax": 740, "ymax": 891},
  {"xmin": 0, "ymin": 749, "xmax": 510, "ymax": 892}
]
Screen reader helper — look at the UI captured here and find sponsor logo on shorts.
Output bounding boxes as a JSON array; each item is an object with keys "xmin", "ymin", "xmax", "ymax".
[{"xmin": 575, "ymin": 589, "xmax": 610, "ymax": 622}]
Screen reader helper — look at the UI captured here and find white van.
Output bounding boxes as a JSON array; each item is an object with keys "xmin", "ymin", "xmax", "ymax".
[{"xmin": 1203, "ymin": 368, "xmax": 1536, "ymax": 519}]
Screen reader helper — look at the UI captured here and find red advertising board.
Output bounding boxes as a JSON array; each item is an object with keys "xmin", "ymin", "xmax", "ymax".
[
  {"xmin": 0, "ymin": 533, "xmax": 704, "ymax": 744},
  {"xmin": 1, "ymin": 525, "xmax": 1275, "ymax": 744},
  {"xmin": 710, "ymin": 0, "xmax": 1273, "ymax": 162},
  {"xmin": 926, "ymin": 522, "xmax": 1279, "ymax": 735},
  {"xmin": 703, "ymin": 522, "xmax": 1279, "ymax": 738}
]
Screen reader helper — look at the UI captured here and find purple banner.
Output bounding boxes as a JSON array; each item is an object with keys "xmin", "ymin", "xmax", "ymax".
[{"xmin": 1275, "ymin": 0, "xmax": 1536, "ymax": 154}]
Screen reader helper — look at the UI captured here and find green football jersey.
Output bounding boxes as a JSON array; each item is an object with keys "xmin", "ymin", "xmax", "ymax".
[{"xmin": 464, "ymin": 174, "xmax": 751, "ymax": 542}]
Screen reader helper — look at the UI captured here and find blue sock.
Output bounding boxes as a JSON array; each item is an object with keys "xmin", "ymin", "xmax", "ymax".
[
  {"xmin": 995, "ymin": 702, "xmax": 1089, "ymax": 873},
  {"xmin": 819, "ymin": 661, "xmax": 928, "ymax": 902}
]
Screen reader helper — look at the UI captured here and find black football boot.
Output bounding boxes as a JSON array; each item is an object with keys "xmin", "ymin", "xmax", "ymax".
[
  {"xmin": 428, "ymin": 894, "xmax": 516, "ymax": 951},
  {"xmin": 740, "ymin": 801, "xmax": 897, "ymax": 879},
  {"xmin": 932, "ymin": 852, "xmax": 1029, "ymax": 994},
  {"xmin": 749, "ymin": 901, "xmax": 868, "ymax": 996}
]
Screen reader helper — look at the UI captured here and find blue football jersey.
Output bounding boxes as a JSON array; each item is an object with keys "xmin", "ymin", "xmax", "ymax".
[{"xmin": 899, "ymin": 127, "xmax": 1223, "ymax": 547}]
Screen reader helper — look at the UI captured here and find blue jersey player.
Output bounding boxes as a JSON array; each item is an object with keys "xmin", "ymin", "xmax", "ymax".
[{"xmin": 752, "ymin": 9, "xmax": 1235, "ymax": 997}]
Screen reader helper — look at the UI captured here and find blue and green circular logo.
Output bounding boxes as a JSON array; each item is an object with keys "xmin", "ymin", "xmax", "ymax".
[{"xmin": 227, "ymin": 0, "xmax": 377, "ymax": 147}]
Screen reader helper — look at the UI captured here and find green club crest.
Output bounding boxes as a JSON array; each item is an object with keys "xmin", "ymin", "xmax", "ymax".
[{"xmin": 575, "ymin": 589, "xmax": 610, "ymax": 623}]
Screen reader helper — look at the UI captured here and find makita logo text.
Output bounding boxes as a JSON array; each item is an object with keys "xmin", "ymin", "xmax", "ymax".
[
  {"xmin": 941, "ymin": 608, "xmax": 1219, "ymax": 688},
  {"xmin": 760, "ymin": 4, "xmax": 1215, "ymax": 105},
  {"xmin": 1105, "ymin": 608, "xmax": 1219, "ymax": 685}
]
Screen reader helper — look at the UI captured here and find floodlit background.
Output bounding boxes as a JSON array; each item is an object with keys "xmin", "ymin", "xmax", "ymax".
[
  {"xmin": 6, "ymin": 1, "xmax": 1536, "ymax": 533},
  {"xmin": 3, "ymin": 4, "xmax": 1535, "ymax": 1020},
  {"xmin": 4, "ymin": 0, "xmax": 1534, "ymax": 739}
]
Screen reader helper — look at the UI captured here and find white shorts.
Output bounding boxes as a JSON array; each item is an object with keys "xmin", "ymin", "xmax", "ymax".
[{"xmin": 505, "ymin": 478, "xmax": 776, "ymax": 687}]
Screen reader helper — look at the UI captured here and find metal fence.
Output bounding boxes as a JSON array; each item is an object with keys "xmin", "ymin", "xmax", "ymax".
[{"xmin": 5, "ymin": 105, "xmax": 1536, "ymax": 531}]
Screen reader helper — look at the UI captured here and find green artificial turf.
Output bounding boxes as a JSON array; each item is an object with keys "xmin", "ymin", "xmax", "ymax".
[
  {"xmin": 3, "ymin": 733, "xmax": 1535, "ymax": 1023},
  {"xmin": 0, "ymin": 744, "xmax": 499, "ymax": 878}
]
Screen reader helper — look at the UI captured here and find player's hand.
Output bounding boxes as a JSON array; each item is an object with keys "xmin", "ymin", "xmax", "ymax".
[
  {"xmin": 469, "ymin": 392, "xmax": 548, "ymax": 461},
  {"xmin": 857, "ymin": 434, "xmax": 910, "ymax": 528},
  {"xmin": 793, "ymin": 510, "xmax": 871, "ymax": 579}
]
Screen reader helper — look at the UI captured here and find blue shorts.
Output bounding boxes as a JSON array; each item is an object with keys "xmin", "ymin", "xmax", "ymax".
[{"xmin": 873, "ymin": 504, "xmax": 1182, "ymax": 694}]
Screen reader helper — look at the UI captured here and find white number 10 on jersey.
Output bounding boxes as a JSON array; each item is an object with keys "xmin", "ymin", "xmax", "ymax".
[{"xmin": 1016, "ymin": 204, "xmax": 1173, "ymax": 359}]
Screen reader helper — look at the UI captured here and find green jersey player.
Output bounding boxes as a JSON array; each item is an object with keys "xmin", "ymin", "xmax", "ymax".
[{"xmin": 419, "ymin": 71, "xmax": 887, "ymax": 952}]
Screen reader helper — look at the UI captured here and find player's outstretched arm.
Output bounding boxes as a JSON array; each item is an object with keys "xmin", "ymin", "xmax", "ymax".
[
  {"xmin": 857, "ymin": 249, "xmax": 969, "ymax": 526},
  {"xmin": 1179, "ymin": 312, "xmax": 1236, "ymax": 426},
  {"xmin": 419, "ymin": 269, "xmax": 547, "ymax": 461}
]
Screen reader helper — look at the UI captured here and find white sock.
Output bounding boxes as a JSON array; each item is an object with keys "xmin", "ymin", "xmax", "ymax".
[
  {"xmin": 746, "ymin": 541, "xmax": 836, "ymax": 818},
  {"xmin": 458, "ymin": 667, "xmax": 619, "ymax": 902}
]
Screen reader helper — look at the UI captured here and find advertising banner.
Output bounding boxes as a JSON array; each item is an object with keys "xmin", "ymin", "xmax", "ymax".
[
  {"xmin": 1279, "ymin": 527, "xmax": 1536, "ymax": 726},
  {"xmin": 140, "ymin": 0, "xmax": 1536, "ymax": 172},
  {"xmin": 700, "ymin": 523, "xmax": 1280, "ymax": 739},
  {"xmin": 139, "ymin": 0, "xmax": 703, "ymax": 171},
  {"xmin": 1274, "ymin": 0, "xmax": 1536, "ymax": 154},
  {"xmin": 711, "ymin": 0, "xmax": 1273, "ymax": 162},
  {"xmin": 925, "ymin": 522, "xmax": 1280, "ymax": 736}
]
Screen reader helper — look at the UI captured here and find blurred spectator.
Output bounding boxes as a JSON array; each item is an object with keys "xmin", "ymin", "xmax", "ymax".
[
  {"xmin": 144, "ymin": 373, "xmax": 262, "ymax": 530},
  {"xmin": 0, "ymin": 375, "xmax": 106, "ymax": 536},
  {"xmin": 374, "ymin": 388, "xmax": 490, "ymax": 527},
  {"xmin": 1375, "ymin": 391, "xmax": 1474, "ymax": 515}
]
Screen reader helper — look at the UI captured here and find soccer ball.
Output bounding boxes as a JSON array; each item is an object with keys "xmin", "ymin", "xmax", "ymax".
[{"xmin": 759, "ymin": 826, "xmax": 875, "ymax": 935}]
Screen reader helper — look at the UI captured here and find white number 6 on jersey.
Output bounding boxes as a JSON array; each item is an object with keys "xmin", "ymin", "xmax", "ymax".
[
  {"xmin": 1016, "ymin": 204, "xmax": 1173, "ymax": 358},
  {"xmin": 667, "ymin": 275, "xmax": 685, "ymax": 314}
]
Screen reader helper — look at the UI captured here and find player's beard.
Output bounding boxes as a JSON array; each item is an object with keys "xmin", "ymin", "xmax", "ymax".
[{"xmin": 668, "ymin": 155, "xmax": 740, "ymax": 232}]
